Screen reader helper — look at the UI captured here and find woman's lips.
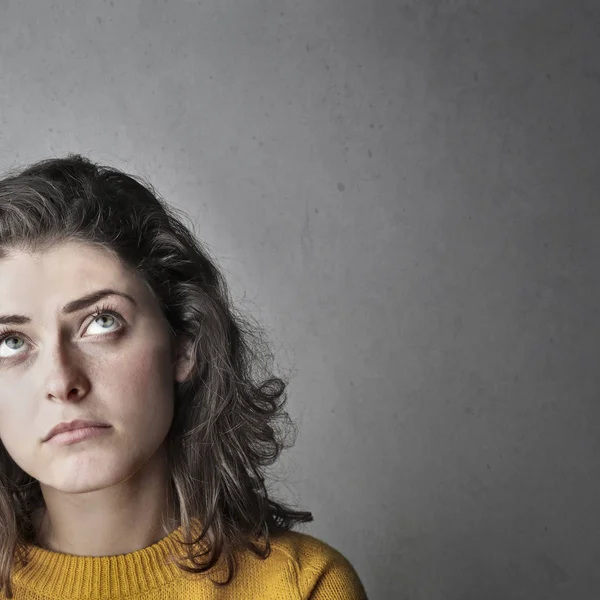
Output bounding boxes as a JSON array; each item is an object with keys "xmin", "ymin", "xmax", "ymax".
[{"xmin": 46, "ymin": 425, "xmax": 112, "ymax": 446}]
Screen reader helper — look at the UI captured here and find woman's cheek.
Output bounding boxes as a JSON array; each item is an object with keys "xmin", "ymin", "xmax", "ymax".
[
  {"xmin": 105, "ymin": 343, "xmax": 174, "ymax": 420},
  {"xmin": 0, "ymin": 390, "xmax": 37, "ymax": 443}
]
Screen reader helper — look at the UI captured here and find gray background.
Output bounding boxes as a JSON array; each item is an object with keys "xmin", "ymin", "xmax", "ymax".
[{"xmin": 1, "ymin": 1, "xmax": 599, "ymax": 598}]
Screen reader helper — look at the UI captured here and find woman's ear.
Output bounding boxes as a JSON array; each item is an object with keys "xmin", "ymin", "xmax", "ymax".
[{"xmin": 172, "ymin": 336, "xmax": 193, "ymax": 383}]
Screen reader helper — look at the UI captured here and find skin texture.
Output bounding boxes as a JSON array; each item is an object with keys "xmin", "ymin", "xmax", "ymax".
[{"xmin": 0, "ymin": 241, "xmax": 192, "ymax": 556}]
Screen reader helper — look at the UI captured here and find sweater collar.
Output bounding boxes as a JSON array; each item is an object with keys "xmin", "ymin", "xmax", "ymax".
[{"xmin": 12, "ymin": 518, "xmax": 213, "ymax": 598}]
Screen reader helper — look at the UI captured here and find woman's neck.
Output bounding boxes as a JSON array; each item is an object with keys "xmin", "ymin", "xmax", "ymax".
[{"xmin": 29, "ymin": 448, "xmax": 181, "ymax": 556}]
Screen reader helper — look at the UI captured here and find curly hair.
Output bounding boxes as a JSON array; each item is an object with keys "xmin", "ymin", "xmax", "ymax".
[{"xmin": 0, "ymin": 154, "xmax": 313, "ymax": 598}]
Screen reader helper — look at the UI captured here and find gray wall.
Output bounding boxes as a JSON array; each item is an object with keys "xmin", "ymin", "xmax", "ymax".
[{"xmin": 1, "ymin": 1, "xmax": 599, "ymax": 598}]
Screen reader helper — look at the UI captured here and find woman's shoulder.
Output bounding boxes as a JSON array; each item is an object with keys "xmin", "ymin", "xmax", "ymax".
[
  {"xmin": 268, "ymin": 529, "xmax": 353, "ymax": 566},
  {"xmin": 249, "ymin": 529, "xmax": 368, "ymax": 599}
]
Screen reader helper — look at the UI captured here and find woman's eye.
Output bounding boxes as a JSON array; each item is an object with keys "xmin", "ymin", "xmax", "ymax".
[
  {"xmin": 85, "ymin": 313, "xmax": 120, "ymax": 336},
  {"xmin": 0, "ymin": 336, "xmax": 26, "ymax": 359},
  {"xmin": 0, "ymin": 313, "xmax": 122, "ymax": 360}
]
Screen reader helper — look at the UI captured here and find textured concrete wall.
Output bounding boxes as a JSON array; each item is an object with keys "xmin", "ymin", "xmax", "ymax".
[{"xmin": 1, "ymin": 1, "xmax": 599, "ymax": 598}]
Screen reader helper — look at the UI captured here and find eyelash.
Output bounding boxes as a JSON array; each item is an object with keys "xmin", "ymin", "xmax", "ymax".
[{"xmin": 0, "ymin": 302, "xmax": 125, "ymax": 359}]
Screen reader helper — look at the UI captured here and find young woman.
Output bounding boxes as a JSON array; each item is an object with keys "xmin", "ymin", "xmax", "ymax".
[{"xmin": 0, "ymin": 155, "xmax": 368, "ymax": 599}]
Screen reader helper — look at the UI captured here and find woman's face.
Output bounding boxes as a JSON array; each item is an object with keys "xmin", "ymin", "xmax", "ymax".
[{"xmin": 0, "ymin": 240, "xmax": 190, "ymax": 494}]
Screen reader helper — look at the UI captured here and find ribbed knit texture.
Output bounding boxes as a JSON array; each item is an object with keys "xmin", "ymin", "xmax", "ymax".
[{"xmin": 5, "ymin": 520, "xmax": 368, "ymax": 599}]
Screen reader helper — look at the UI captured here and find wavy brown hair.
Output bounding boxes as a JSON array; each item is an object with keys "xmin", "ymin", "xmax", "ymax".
[{"xmin": 0, "ymin": 154, "xmax": 313, "ymax": 598}]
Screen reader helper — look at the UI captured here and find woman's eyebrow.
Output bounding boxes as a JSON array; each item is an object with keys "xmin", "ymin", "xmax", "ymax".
[{"xmin": 0, "ymin": 288, "xmax": 137, "ymax": 326}]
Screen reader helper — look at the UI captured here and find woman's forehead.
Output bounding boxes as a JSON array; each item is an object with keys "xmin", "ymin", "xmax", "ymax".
[
  {"xmin": 0, "ymin": 243, "xmax": 146, "ymax": 317},
  {"xmin": 0, "ymin": 243, "xmax": 127, "ymax": 282}
]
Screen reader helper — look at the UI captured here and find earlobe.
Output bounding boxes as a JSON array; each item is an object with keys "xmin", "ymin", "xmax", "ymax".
[{"xmin": 173, "ymin": 339, "xmax": 193, "ymax": 383}]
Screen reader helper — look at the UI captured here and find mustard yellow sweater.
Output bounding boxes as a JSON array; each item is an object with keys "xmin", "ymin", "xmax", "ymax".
[{"xmin": 7, "ymin": 521, "xmax": 368, "ymax": 599}]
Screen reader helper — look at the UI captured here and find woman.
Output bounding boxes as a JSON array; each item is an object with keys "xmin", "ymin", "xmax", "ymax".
[{"xmin": 0, "ymin": 155, "xmax": 367, "ymax": 599}]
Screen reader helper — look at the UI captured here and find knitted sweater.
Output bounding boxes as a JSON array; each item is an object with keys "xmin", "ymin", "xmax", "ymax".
[{"xmin": 6, "ymin": 521, "xmax": 368, "ymax": 599}]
